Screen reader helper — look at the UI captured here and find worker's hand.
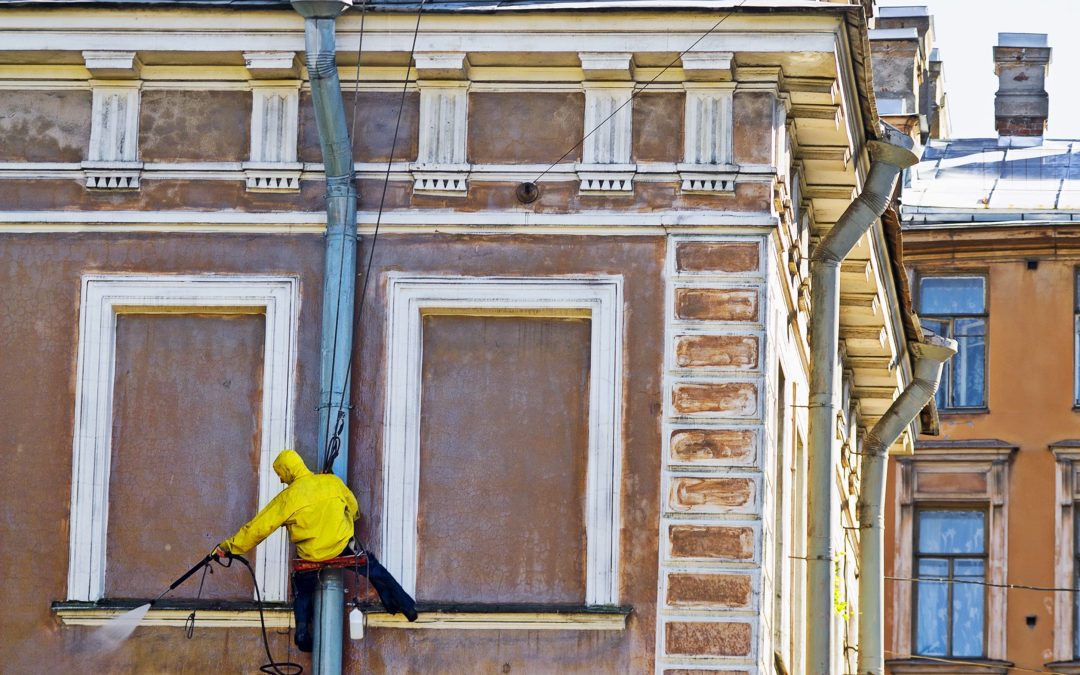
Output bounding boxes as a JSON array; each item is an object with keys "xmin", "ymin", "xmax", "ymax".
[{"xmin": 213, "ymin": 545, "xmax": 228, "ymax": 560}]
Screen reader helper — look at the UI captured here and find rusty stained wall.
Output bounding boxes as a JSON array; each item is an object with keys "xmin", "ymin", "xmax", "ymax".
[
  {"xmin": 0, "ymin": 232, "xmax": 665, "ymax": 673},
  {"xmin": 0, "ymin": 233, "xmax": 324, "ymax": 673},
  {"xmin": 885, "ymin": 242, "xmax": 1079, "ymax": 671},
  {"xmin": 351, "ymin": 234, "xmax": 665, "ymax": 674},
  {"xmin": 417, "ymin": 314, "xmax": 590, "ymax": 604},
  {"xmin": 140, "ymin": 90, "xmax": 251, "ymax": 163},
  {"xmin": 299, "ymin": 90, "xmax": 420, "ymax": 164},
  {"xmin": 106, "ymin": 313, "xmax": 265, "ymax": 601},
  {"xmin": 0, "ymin": 87, "xmax": 778, "ymax": 218},
  {"xmin": 0, "ymin": 90, "xmax": 91, "ymax": 162}
]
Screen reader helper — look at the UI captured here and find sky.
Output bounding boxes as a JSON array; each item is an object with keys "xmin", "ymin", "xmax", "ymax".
[{"xmin": 877, "ymin": 0, "xmax": 1080, "ymax": 139}]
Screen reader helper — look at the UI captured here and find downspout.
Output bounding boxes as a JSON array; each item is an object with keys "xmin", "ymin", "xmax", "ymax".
[
  {"xmin": 291, "ymin": 1, "xmax": 355, "ymax": 673},
  {"xmin": 805, "ymin": 137, "xmax": 918, "ymax": 674},
  {"xmin": 857, "ymin": 335, "xmax": 956, "ymax": 675}
]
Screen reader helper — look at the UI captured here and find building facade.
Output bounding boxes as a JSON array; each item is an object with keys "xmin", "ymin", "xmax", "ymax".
[
  {"xmin": 0, "ymin": 1, "xmax": 928, "ymax": 672},
  {"xmin": 886, "ymin": 30, "xmax": 1080, "ymax": 675}
]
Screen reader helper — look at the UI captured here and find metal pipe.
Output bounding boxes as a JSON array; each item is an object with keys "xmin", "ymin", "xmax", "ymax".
[
  {"xmin": 805, "ymin": 138, "xmax": 918, "ymax": 674},
  {"xmin": 290, "ymin": 1, "xmax": 355, "ymax": 673},
  {"xmin": 856, "ymin": 336, "xmax": 956, "ymax": 675}
]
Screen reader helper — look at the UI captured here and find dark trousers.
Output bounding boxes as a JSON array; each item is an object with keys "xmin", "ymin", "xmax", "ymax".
[
  {"xmin": 291, "ymin": 545, "xmax": 353, "ymax": 652},
  {"xmin": 291, "ymin": 546, "xmax": 417, "ymax": 651}
]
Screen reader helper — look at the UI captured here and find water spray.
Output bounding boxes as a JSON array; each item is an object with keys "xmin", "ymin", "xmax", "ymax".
[{"xmin": 91, "ymin": 552, "xmax": 302, "ymax": 675}]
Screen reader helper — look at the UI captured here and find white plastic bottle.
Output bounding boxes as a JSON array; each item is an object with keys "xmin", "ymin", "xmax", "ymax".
[{"xmin": 349, "ymin": 607, "xmax": 364, "ymax": 640}]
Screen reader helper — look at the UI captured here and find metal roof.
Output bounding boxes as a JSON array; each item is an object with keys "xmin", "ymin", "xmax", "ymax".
[{"xmin": 903, "ymin": 138, "xmax": 1080, "ymax": 224}]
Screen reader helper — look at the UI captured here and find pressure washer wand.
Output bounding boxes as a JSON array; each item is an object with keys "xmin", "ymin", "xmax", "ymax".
[{"xmin": 152, "ymin": 553, "xmax": 217, "ymax": 604}]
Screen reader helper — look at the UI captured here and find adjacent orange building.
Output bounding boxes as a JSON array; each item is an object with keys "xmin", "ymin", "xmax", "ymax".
[{"xmin": 886, "ymin": 31, "xmax": 1080, "ymax": 675}]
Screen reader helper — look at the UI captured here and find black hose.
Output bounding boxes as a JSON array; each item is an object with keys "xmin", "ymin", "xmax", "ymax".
[{"xmin": 225, "ymin": 555, "xmax": 304, "ymax": 675}]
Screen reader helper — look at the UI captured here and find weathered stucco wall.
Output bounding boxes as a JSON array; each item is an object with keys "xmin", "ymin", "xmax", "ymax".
[
  {"xmin": 140, "ymin": 90, "xmax": 252, "ymax": 162},
  {"xmin": 0, "ymin": 232, "xmax": 664, "ymax": 674},
  {"xmin": 887, "ymin": 240, "xmax": 1080, "ymax": 671},
  {"xmin": 416, "ymin": 314, "xmax": 591, "ymax": 604},
  {"xmin": 0, "ymin": 90, "xmax": 91, "ymax": 162},
  {"xmin": 106, "ymin": 313, "xmax": 265, "ymax": 601},
  {"xmin": 0, "ymin": 233, "xmax": 324, "ymax": 673},
  {"xmin": 350, "ymin": 234, "xmax": 665, "ymax": 674},
  {"xmin": 299, "ymin": 91, "xmax": 421, "ymax": 164}
]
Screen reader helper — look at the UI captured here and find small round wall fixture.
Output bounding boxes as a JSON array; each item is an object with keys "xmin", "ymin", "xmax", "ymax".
[{"xmin": 516, "ymin": 182, "xmax": 540, "ymax": 204}]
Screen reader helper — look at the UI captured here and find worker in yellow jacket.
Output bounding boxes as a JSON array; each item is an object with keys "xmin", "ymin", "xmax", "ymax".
[{"xmin": 215, "ymin": 449, "xmax": 358, "ymax": 652}]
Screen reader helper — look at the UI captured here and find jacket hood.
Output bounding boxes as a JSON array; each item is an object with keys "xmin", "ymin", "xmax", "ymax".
[{"xmin": 273, "ymin": 449, "xmax": 313, "ymax": 484}]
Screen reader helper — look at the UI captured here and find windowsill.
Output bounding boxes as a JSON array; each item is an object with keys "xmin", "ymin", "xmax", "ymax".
[
  {"xmin": 1045, "ymin": 661, "xmax": 1080, "ymax": 675},
  {"xmin": 53, "ymin": 600, "xmax": 293, "ymax": 628},
  {"xmin": 362, "ymin": 603, "xmax": 632, "ymax": 631},
  {"xmin": 938, "ymin": 407, "xmax": 990, "ymax": 416},
  {"xmin": 53, "ymin": 601, "xmax": 632, "ymax": 631},
  {"xmin": 885, "ymin": 657, "xmax": 1011, "ymax": 674}
]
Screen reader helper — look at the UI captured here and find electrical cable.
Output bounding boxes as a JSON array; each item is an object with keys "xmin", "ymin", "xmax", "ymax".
[
  {"xmin": 322, "ymin": 0, "xmax": 427, "ymax": 474},
  {"xmin": 529, "ymin": 0, "xmax": 748, "ymax": 186},
  {"xmin": 887, "ymin": 575, "xmax": 1080, "ymax": 593}
]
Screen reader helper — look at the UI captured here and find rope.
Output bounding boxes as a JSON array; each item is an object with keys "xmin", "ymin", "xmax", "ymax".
[{"xmin": 530, "ymin": 0, "xmax": 748, "ymax": 185}]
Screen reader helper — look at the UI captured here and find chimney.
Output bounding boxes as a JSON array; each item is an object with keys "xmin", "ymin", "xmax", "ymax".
[{"xmin": 994, "ymin": 32, "xmax": 1051, "ymax": 147}]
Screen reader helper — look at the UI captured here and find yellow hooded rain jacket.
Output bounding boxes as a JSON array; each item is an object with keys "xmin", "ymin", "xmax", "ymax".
[{"xmin": 220, "ymin": 449, "xmax": 358, "ymax": 562}]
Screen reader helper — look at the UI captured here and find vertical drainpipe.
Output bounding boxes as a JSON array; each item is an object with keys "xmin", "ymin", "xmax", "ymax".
[
  {"xmin": 857, "ymin": 335, "xmax": 956, "ymax": 675},
  {"xmin": 805, "ymin": 138, "xmax": 918, "ymax": 675},
  {"xmin": 290, "ymin": 1, "xmax": 355, "ymax": 673}
]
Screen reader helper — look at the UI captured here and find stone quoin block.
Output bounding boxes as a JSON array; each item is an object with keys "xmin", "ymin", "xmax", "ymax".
[
  {"xmin": 675, "ymin": 241, "xmax": 760, "ymax": 273},
  {"xmin": 669, "ymin": 476, "xmax": 754, "ymax": 512},
  {"xmin": 675, "ymin": 334, "xmax": 759, "ymax": 369},
  {"xmin": 670, "ymin": 428, "xmax": 756, "ymax": 463},
  {"xmin": 672, "ymin": 381, "xmax": 758, "ymax": 416},
  {"xmin": 669, "ymin": 524, "xmax": 755, "ymax": 560},
  {"xmin": 675, "ymin": 287, "xmax": 759, "ymax": 322},
  {"xmin": 665, "ymin": 620, "xmax": 753, "ymax": 656},
  {"xmin": 666, "ymin": 572, "xmax": 752, "ymax": 608}
]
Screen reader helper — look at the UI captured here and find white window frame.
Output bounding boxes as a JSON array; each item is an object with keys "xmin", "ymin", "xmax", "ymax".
[
  {"xmin": 381, "ymin": 274, "xmax": 624, "ymax": 605},
  {"xmin": 67, "ymin": 274, "xmax": 299, "ymax": 603},
  {"xmin": 892, "ymin": 443, "xmax": 1014, "ymax": 663}
]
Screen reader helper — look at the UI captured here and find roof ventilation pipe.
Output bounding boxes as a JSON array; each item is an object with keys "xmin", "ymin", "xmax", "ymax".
[
  {"xmin": 805, "ymin": 137, "xmax": 918, "ymax": 675},
  {"xmin": 291, "ymin": 1, "xmax": 355, "ymax": 673},
  {"xmin": 857, "ymin": 335, "xmax": 956, "ymax": 675}
]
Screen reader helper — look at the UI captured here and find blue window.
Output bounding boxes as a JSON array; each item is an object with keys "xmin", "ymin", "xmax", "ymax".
[
  {"xmin": 918, "ymin": 276, "xmax": 987, "ymax": 410},
  {"xmin": 914, "ymin": 510, "xmax": 987, "ymax": 658}
]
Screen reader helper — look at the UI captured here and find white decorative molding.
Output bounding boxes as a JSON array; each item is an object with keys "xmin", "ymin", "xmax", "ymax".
[
  {"xmin": 582, "ymin": 85, "xmax": 632, "ymax": 165},
  {"xmin": 683, "ymin": 84, "xmax": 734, "ymax": 165},
  {"xmin": 412, "ymin": 169, "xmax": 469, "ymax": 193},
  {"xmin": 381, "ymin": 275, "xmax": 624, "ymax": 606},
  {"xmin": 579, "ymin": 52, "xmax": 634, "ymax": 81},
  {"xmin": 67, "ymin": 275, "xmax": 299, "ymax": 604},
  {"xmin": 412, "ymin": 83, "xmax": 469, "ymax": 195},
  {"xmin": 679, "ymin": 84, "xmax": 737, "ymax": 194},
  {"xmin": 83, "ymin": 162, "xmax": 143, "ymax": 190},
  {"xmin": 414, "ymin": 51, "xmax": 471, "ymax": 81},
  {"xmin": 244, "ymin": 84, "xmax": 301, "ymax": 192},
  {"xmin": 678, "ymin": 168, "xmax": 737, "ymax": 194},
  {"xmin": 243, "ymin": 51, "xmax": 301, "ymax": 80},
  {"xmin": 577, "ymin": 167, "xmax": 636, "ymax": 193},
  {"xmin": 1052, "ymin": 441, "xmax": 1080, "ymax": 661},
  {"xmin": 84, "ymin": 83, "xmax": 142, "ymax": 189},
  {"xmin": 578, "ymin": 83, "xmax": 634, "ymax": 193},
  {"xmin": 82, "ymin": 50, "xmax": 142, "ymax": 79},
  {"xmin": 892, "ymin": 443, "xmax": 1015, "ymax": 661},
  {"xmin": 680, "ymin": 51, "xmax": 734, "ymax": 82}
]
